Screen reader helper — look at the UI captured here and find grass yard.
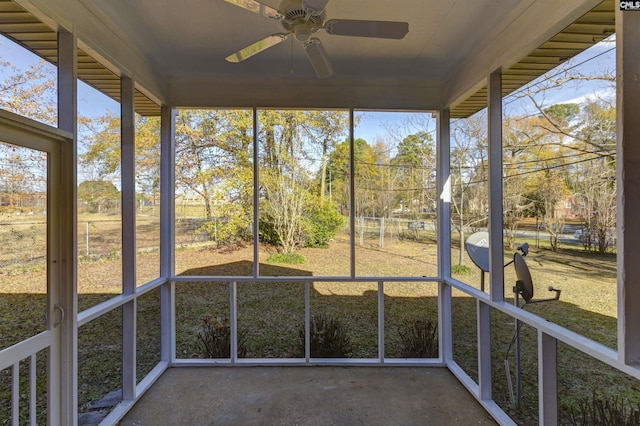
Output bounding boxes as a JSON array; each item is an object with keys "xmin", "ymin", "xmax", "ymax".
[{"xmin": 0, "ymin": 227, "xmax": 631, "ymax": 425}]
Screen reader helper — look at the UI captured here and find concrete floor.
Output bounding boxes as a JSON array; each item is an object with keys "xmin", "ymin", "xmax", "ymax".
[{"xmin": 119, "ymin": 367, "xmax": 498, "ymax": 425}]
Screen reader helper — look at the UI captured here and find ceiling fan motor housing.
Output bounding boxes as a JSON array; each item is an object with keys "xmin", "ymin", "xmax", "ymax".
[
  {"xmin": 280, "ymin": 0, "xmax": 325, "ymax": 41},
  {"xmin": 224, "ymin": 0, "xmax": 409, "ymax": 79}
]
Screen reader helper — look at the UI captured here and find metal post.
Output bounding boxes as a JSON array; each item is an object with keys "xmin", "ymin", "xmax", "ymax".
[
  {"xmin": 57, "ymin": 29, "xmax": 78, "ymax": 426},
  {"xmin": 121, "ymin": 76, "xmax": 137, "ymax": 401},
  {"xmin": 230, "ymin": 281, "xmax": 238, "ymax": 363},
  {"xmin": 160, "ymin": 106, "xmax": 176, "ymax": 363},
  {"xmin": 538, "ymin": 331, "xmax": 558, "ymax": 425},
  {"xmin": 253, "ymin": 108, "xmax": 259, "ymax": 277},
  {"xmin": 616, "ymin": 4, "xmax": 640, "ymax": 365},
  {"xmin": 514, "ymin": 290, "xmax": 521, "ymax": 410},
  {"xmin": 437, "ymin": 109, "xmax": 452, "ymax": 363},
  {"xmin": 349, "ymin": 109, "xmax": 356, "ymax": 278},
  {"xmin": 378, "ymin": 281, "xmax": 385, "ymax": 362},
  {"xmin": 488, "ymin": 70, "xmax": 504, "ymax": 302},
  {"xmin": 478, "ymin": 300, "xmax": 492, "ymax": 401},
  {"xmin": 305, "ymin": 281, "xmax": 310, "ymax": 362}
]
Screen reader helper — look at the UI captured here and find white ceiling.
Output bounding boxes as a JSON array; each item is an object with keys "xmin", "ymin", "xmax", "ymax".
[
  {"xmin": 21, "ymin": 0, "xmax": 604, "ymax": 110},
  {"xmin": 91, "ymin": 0, "xmax": 517, "ymax": 81}
]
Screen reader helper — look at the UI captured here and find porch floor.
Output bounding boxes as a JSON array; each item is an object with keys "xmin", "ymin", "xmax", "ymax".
[{"xmin": 119, "ymin": 366, "xmax": 497, "ymax": 425}]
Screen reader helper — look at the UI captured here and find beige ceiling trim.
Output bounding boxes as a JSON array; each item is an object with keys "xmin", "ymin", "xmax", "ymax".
[
  {"xmin": 451, "ymin": 0, "xmax": 614, "ymax": 118},
  {"xmin": 0, "ymin": 0, "xmax": 615, "ymax": 118},
  {"xmin": 0, "ymin": 0, "xmax": 161, "ymax": 116}
]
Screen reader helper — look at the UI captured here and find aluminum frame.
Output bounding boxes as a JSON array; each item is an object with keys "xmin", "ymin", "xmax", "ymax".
[{"xmin": 3, "ymin": 12, "xmax": 640, "ymax": 424}]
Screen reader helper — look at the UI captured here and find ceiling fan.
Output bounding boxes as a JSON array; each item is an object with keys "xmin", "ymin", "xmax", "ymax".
[{"xmin": 224, "ymin": 0, "xmax": 409, "ymax": 78}]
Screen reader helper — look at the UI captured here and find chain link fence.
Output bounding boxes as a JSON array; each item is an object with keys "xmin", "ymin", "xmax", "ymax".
[
  {"xmin": 0, "ymin": 218, "xmax": 47, "ymax": 270},
  {"xmin": 355, "ymin": 216, "xmax": 437, "ymax": 247}
]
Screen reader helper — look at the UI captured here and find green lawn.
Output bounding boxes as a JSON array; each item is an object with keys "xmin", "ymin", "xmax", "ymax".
[{"xmin": 0, "ymin": 229, "xmax": 629, "ymax": 425}]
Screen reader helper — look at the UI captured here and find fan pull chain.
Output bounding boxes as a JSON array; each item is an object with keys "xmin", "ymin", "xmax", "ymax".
[{"xmin": 290, "ymin": 36, "xmax": 294, "ymax": 75}]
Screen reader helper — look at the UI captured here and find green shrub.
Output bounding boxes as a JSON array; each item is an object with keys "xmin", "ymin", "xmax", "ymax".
[
  {"xmin": 304, "ymin": 200, "xmax": 344, "ymax": 248},
  {"xmin": 267, "ymin": 252, "xmax": 306, "ymax": 264},
  {"xmin": 568, "ymin": 391, "xmax": 640, "ymax": 426},
  {"xmin": 451, "ymin": 264, "xmax": 473, "ymax": 275},
  {"xmin": 258, "ymin": 216, "xmax": 280, "ymax": 246},
  {"xmin": 301, "ymin": 313, "xmax": 352, "ymax": 358},
  {"xmin": 196, "ymin": 204, "xmax": 252, "ymax": 246},
  {"xmin": 395, "ymin": 318, "xmax": 439, "ymax": 358},
  {"xmin": 197, "ymin": 315, "xmax": 246, "ymax": 358}
]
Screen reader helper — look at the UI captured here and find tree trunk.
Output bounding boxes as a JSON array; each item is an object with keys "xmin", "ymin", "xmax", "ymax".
[{"xmin": 320, "ymin": 140, "xmax": 328, "ymax": 202}]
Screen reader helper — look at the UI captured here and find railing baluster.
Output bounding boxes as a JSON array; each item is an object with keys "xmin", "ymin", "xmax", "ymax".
[
  {"xmin": 305, "ymin": 281, "xmax": 310, "ymax": 362},
  {"xmin": 30, "ymin": 354, "xmax": 36, "ymax": 426},
  {"xmin": 230, "ymin": 281, "xmax": 238, "ymax": 364},
  {"xmin": 539, "ymin": 331, "xmax": 558, "ymax": 426},
  {"xmin": 477, "ymin": 301, "xmax": 492, "ymax": 401},
  {"xmin": 378, "ymin": 281, "xmax": 384, "ymax": 362},
  {"xmin": 12, "ymin": 362, "xmax": 19, "ymax": 426}
]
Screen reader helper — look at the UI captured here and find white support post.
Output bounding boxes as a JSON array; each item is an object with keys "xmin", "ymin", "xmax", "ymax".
[
  {"xmin": 477, "ymin": 301, "xmax": 492, "ymax": 401},
  {"xmin": 538, "ymin": 331, "xmax": 558, "ymax": 425},
  {"xmin": 57, "ymin": 29, "xmax": 78, "ymax": 426},
  {"xmin": 121, "ymin": 76, "xmax": 137, "ymax": 401},
  {"xmin": 253, "ymin": 108, "xmax": 259, "ymax": 277},
  {"xmin": 437, "ymin": 109, "xmax": 452, "ymax": 279},
  {"xmin": 160, "ymin": 106, "xmax": 176, "ymax": 363},
  {"xmin": 488, "ymin": 70, "xmax": 504, "ymax": 302},
  {"xmin": 616, "ymin": 7, "xmax": 640, "ymax": 365},
  {"xmin": 437, "ymin": 109, "xmax": 453, "ymax": 362},
  {"xmin": 349, "ymin": 109, "xmax": 356, "ymax": 278}
]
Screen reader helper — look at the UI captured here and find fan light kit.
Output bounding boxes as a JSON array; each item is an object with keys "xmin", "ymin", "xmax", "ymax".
[{"xmin": 224, "ymin": 0, "xmax": 409, "ymax": 78}]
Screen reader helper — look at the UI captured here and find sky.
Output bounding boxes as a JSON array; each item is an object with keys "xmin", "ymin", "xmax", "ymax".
[
  {"xmin": 0, "ymin": 32, "xmax": 616, "ymax": 145},
  {"xmin": 503, "ymin": 36, "xmax": 616, "ymax": 116},
  {"xmin": 0, "ymin": 34, "xmax": 120, "ymax": 120}
]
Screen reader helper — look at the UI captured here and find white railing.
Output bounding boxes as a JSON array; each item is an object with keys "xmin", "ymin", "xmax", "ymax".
[
  {"xmin": 157, "ymin": 274, "xmax": 640, "ymax": 426},
  {"xmin": 444, "ymin": 277, "xmax": 640, "ymax": 425},
  {"xmin": 170, "ymin": 276, "xmax": 442, "ymax": 366},
  {"xmin": 0, "ymin": 332, "xmax": 52, "ymax": 426}
]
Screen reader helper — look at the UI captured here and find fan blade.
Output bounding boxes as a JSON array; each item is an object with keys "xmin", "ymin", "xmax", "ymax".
[
  {"xmin": 325, "ymin": 19, "xmax": 409, "ymax": 39},
  {"xmin": 224, "ymin": 0, "xmax": 281, "ymax": 19},
  {"xmin": 225, "ymin": 33, "xmax": 289, "ymax": 63},
  {"xmin": 251, "ymin": 0, "xmax": 281, "ymax": 8},
  {"xmin": 304, "ymin": 38, "xmax": 334, "ymax": 79},
  {"xmin": 304, "ymin": 0, "xmax": 329, "ymax": 13}
]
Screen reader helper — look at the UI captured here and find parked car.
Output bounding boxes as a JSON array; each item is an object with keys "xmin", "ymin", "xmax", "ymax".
[
  {"xmin": 573, "ymin": 229, "xmax": 588, "ymax": 241},
  {"xmin": 573, "ymin": 228, "xmax": 616, "ymax": 246}
]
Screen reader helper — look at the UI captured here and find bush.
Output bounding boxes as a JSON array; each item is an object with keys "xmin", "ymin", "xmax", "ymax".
[
  {"xmin": 197, "ymin": 315, "xmax": 246, "ymax": 358},
  {"xmin": 301, "ymin": 313, "xmax": 352, "ymax": 358},
  {"xmin": 267, "ymin": 252, "xmax": 306, "ymax": 264},
  {"xmin": 395, "ymin": 318, "xmax": 438, "ymax": 358},
  {"xmin": 568, "ymin": 391, "xmax": 640, "ymax": 426},
  {"xmin": 451, "ymin": 264, "xmax": 473, "ymax": 275},
  {"xmin": 304, "ymin": 200, "xmax": 345, "ymax": 248},
  {"xmin": 258, "ymin": 216, "xmax": 280, "ymax": 246},
  {"xmin": 196, "ymin": 204, "xmax": 252, "ymax": 246}
]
